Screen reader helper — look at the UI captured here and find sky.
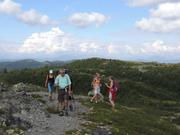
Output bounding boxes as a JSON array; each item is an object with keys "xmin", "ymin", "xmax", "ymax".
[{"xmin": 0, "ymin": 0, "xmax": 180, "ymax": 62}]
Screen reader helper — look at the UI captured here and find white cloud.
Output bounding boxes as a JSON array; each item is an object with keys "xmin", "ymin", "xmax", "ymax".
[
  {"xmin": 128, "ymin": 0, "xmax": 179, "ymax": 7},
  {"xmin": 0, "ymin": 0, "xmax": 21, "ymax": 14},
  {"xmin": 151, "ymin": 2, "xmax": 180, "ymax": 19},
  {"xmin": 3, "ymin": 27, "xmax": 178, "ymax": 62},
  {"xmin": 126, "ymin": 40, "xmax": 180, "ymax": 55},
  {"xmin": 68, "ymin": 12, "xmax": 109, "ymax": 28},
  {"xmin": 0, "ymin": 0, "xmax": 55, "ymax": 26},
  {"xmin": 18, "ymin": 9, "xmax": 55, "ymax": 26},
  {"xmin": 18, "ymin": 27, "xmax": 104, "ymax": 54},
  {"xmin": 19, "ymin": 27, "xmax": 69, "ymax": 53},
  {"xmin": 136, "ymin": 2, "xmax": 180, "ymax": 32},
  {"xmin": 107, "ymin": 44, "xmax": 120, "ymax": 54}
]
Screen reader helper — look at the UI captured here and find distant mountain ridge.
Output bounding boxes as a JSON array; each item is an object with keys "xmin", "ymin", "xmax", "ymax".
[{"xmin": 0, "ymin": 59, "xmax": 67, "ymax": 70}]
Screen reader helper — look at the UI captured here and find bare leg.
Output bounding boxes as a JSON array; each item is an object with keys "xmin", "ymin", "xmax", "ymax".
[
  {"xmin": 109, "ymin": 99, "xmax": 115, "ymax": 111},
  {"xmin": 57, "ymin": 101, "xmax": 60, "ymax": 111},
  {"xmin": 64, "ymin": 99, "xmax": 69, "ymax": 116},
  {"xmin": 61, "ymin": 101, "xmax": 65, "ymax": 111},
  {"xmin": 49, "ymin": 92, "xmax": 52, "ymax": 100},
  {"xmin": 64, "ymin": 100, "xmax": 68, "ymax": 110},
  {"xmin": 99, "ymin": 93, "xmax": 104, "ymax": 101},
  {"xmin": 95, "ymin": 94, "xmax": 98, "ymax": 103}
]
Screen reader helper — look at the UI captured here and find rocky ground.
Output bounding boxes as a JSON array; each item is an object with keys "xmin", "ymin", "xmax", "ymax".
[
  {"xmin": 0, "ymin": 82, "xmax": 114, "ymax": 135},
  {"xmin": 0, "ymin": 82, "xmax": 88, "ymax": 135}
]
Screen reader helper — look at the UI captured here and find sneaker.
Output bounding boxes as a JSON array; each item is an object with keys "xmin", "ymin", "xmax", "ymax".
[
  {"xmin": 59, "ymin": 111, "xmax": 64, "ymax": 116},
  {"xmin": 64, "ymin": 111, "xmax": 69, "ymax": 116}
]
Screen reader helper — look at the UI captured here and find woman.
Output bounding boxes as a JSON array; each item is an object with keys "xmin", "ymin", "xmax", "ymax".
[
  {"xmin": 45, "ymin": 70, "xmax": 55, "ymax": 101},
  {"xmin": 105, "ymin": 76, "xmax": 116, "ymax": 111},
  {"xmin": 90, "ymin": 73, "xmax": 102, "ymax": 103}
]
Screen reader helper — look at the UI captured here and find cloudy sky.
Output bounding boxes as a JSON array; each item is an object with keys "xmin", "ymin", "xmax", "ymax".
[{"xmin": 0, "ymin": 0, "xmax": 180, "ymax": 62}]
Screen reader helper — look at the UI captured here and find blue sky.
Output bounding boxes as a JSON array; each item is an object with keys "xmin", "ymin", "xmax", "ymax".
[{"xmin": 0, "ymin": 0, "xmax": 180, "ymax": 62}]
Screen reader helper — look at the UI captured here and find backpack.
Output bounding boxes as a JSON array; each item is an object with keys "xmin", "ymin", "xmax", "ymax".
[{"xmin": 113, "ymin": 80, "xmax": 120, "ymax": 91}]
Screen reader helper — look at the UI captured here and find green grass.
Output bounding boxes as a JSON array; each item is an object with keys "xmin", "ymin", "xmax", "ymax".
[{"xmin": 74, "ymin": 98, "xmax": 180, "ymax": 135}]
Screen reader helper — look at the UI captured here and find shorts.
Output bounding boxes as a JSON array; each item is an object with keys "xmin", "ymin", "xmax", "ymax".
[
  {"xmin": 58, "ymin": 89, "xmax": 69, "ymax": 103},
  {"xmin": 109, "ymin": 89, "xmax": 116, "ymax": 102},
  {"xmin": 48, "ymin": 83, "xmax": 54, "ymax": 93},
  {"xmin": 69, "ymin": 95, "xmax": 73, "ymax": 100},
  {"xmin": 94, "ymin": 86, "xmax": 100, "ymax": 95}
]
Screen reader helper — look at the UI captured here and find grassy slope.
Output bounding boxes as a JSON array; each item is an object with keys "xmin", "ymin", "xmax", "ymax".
[
  {"xmin": 75, "ymin": 98, "xmax": 180, "ymax": 135},
  {"xmin": 0, "ymin": 58, "xmax": 180, "ymax": 134},
  {"xmin": 65, "ymin": 58, "xmax": 180, "ymax": 135}
]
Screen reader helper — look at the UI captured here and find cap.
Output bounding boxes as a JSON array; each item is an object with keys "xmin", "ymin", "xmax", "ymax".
[{"xmin": 49, "ymin": 70, "xmax": 53, "ymax": 74}]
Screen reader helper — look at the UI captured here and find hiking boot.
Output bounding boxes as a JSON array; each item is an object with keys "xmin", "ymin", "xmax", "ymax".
[
  {"xmin": 59, "ymin": 111, "xmax": 64, "ymax": 116},
  {"xmin": 69, "ymin": 105, "xmax": 73, "ymax": 112},
  {"xmin": 64, "ymin": 111, "xmax": 69, "ymax": 116}
]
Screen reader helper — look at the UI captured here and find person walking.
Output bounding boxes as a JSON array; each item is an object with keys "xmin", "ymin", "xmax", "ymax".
[
  {"xmin": 55, "ymin": 69, "xmax": 71, "ymax": 116},
  {"xmin": 105, "ymin": 76, "xmax": 117, "ymax": 111},
  {"xmin": 45, "ymin": 70, "xmax": 55, "ymax": 101},
  {"xmin": 90, "ymin": 73, "xmax": 102, "ymax": 103}
]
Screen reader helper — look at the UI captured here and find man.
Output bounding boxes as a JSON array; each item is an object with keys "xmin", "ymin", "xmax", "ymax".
[{"xmin": 55, "ymin": 69, "xmax": 71, "ymax": 116}]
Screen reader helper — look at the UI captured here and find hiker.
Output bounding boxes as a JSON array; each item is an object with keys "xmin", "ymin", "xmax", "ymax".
[
  {"xmin": 55, "ymin": 69, "xmax": 72, "ymax": 116},
  {"xmin": 105, "ymin": 76, "xmax": 117, "ymax": 111},
  {"xmin": 90, "ymin": 73, "xmax": 103, "ymax": 103},
  {"xmin": 45, "ymin": 70, "xmax": 55, "ymax": 101}
]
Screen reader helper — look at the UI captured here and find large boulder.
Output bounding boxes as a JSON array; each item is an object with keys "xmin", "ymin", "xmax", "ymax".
[{"xmin": 0, "ymin": 87, "xmax": 49, "ymax": 134}]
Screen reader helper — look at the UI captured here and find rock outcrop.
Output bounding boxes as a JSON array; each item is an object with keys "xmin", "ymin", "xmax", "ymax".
[{"xmin": 0, "ymin": 83, "xmax": 88, "ymax": 135}]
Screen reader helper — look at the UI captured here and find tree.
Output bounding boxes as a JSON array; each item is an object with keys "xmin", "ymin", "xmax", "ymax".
[{"xmin": 3, "ymin": 68, "xmax": 8, "ymax": 74}]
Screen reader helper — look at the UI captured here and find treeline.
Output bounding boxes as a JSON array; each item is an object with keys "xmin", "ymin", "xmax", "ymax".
[{"xmin": 0, "ymin": 58, "xmax": 180, "ymax": 103}]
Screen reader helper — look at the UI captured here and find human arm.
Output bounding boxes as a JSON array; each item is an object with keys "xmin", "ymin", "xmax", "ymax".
[
  {"xmin": 66, "ymin": 74, "xmax": 72, "ymax": 92},
  {"xmin": 99, "ymin": 78, "xmax": 102, "ymax": 87},
  {"xmin": 45, "ymin": 75, "xmax": 48, "ymax": 87},
  {"xmin": 54, "ymin": 76, "xmax": 59, "ymax": 87},
  {"xmin": 105, "ymin": 83, "xmax": 110, "ymax": 88},
  {"xmin": 105, "ymin": 81, "xmax": 113, "ymax": 89},
  {"xmin": 91, "ymin": 78, "xmax": 95, "ymax": 87},
  {"xmin": 54, "ymin": 76, "xmax": 59, "ymax": 93}
]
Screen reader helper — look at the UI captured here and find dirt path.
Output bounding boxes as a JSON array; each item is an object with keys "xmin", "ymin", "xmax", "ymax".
[{"xmin": 24, "ymin": 92, "xmax": 88, "ymax": 135}]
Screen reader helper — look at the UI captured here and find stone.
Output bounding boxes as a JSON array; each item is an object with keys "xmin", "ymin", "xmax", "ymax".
[
  {"xmin": 92, "ymin": 127, "xmax": 114, "ymax": 135},
  {"xmin": 6, "ymin": 129, "xmax": 15, "ymax": 134}
]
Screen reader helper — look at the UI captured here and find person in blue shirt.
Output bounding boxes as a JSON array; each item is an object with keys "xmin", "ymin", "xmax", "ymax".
[{"xmin": 55, "ymin": 69, "xmax": 71, "ymax": 116}]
